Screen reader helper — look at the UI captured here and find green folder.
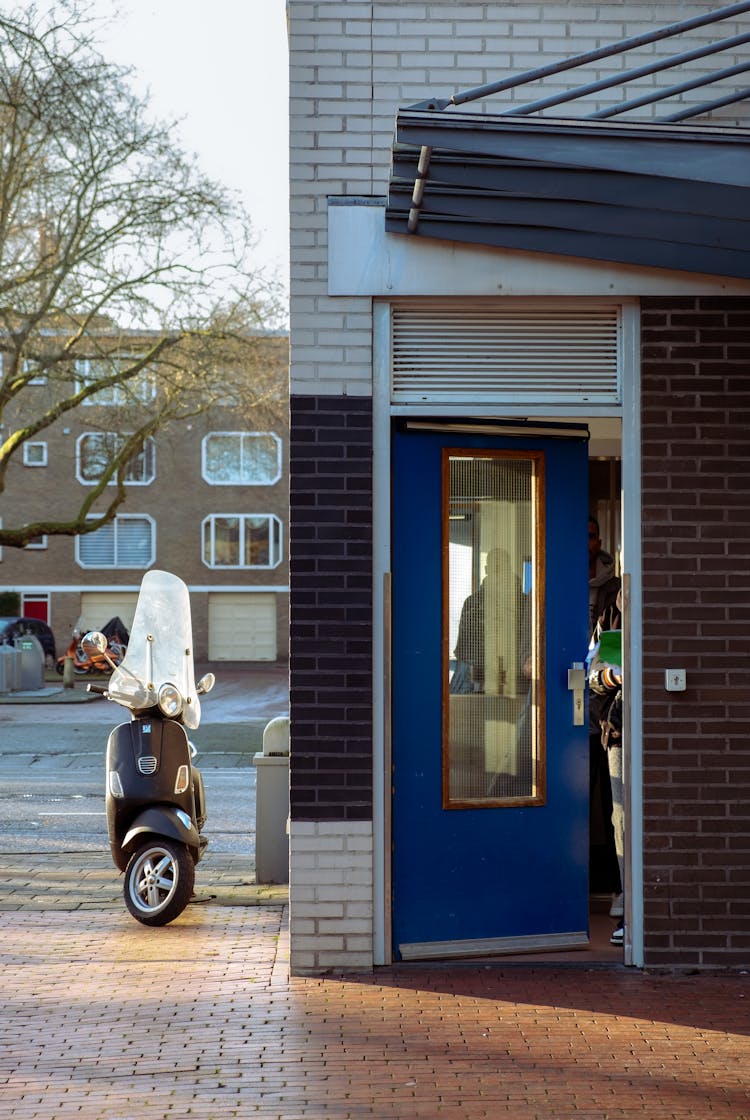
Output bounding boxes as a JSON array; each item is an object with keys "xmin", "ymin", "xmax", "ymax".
[{"xmin": 598, "ymin": 629, "xmax": 622, "ymax": 669}]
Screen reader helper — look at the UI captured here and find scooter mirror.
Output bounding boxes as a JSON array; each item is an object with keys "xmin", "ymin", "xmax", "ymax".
[
  {"xmin": 196, "ymin": 672, "xmax": 215, "ymax": 696},
  {"xmin": 81, "ymin": 630, "xmax": 108, "ymax": 654}
]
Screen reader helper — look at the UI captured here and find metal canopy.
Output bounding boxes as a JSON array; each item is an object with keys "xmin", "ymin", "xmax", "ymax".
[{"xmin": 385, "ymin": 3, "xmax": 750, "ymax": 277}]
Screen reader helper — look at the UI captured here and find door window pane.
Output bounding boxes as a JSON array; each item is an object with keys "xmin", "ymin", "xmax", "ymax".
[{"xmin": 445, "ymin": 450, "xmax": 543, "ymax": 807}]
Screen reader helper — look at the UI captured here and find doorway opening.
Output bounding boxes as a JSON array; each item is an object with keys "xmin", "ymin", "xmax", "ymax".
[
  {"xmin": 473, "ymin": 450, "xmax": 625, "ymax": 965},
  {"xmin": 588, "ymin": 455, "xmax": 624, "ymax": 960}
]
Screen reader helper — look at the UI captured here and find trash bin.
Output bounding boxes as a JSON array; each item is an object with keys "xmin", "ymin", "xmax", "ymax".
[
  {"xmin": 14, "ymin": 634, "xmax": 44, "ymax": 690},
  {"xmin": 0, "ymin": 642, "xmax": 21, "ymax": 693},
  {"xmin": 252, "ymin": 716, "xmax": 290, "ymax": 884}
]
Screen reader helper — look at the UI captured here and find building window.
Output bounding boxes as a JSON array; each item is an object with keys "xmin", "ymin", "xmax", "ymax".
[
  {"xmin": 0, "ymin": 354, "xmax": 46, "ymax": 383},
  {"xmin": 24, "ymin": 359, "xmax": 47, "ymax": 385},
  {"xmin": 202, "ymin": 514, "xmax": 282, "ymax": 569},
  {"xmin": 202, "ymin": 432, "xmax": 281, "ymax": 486},
  {"xmin": 76, "ymin": 433, "xmax": 155, "ymax": 485},
  {"xmin": 25, "ymin": 535, "xmax": 48, "ymax": 549},
  {"xmin": 75, "ymin": 358, "xmax": 156, "ymax": 406},
  {"xmin": 76, "ymin": 514, "xmax": 155, "ymax": 569},
  {"xmin": 23, "ymin": 442, "xmax": 48, "ymax": 467}
]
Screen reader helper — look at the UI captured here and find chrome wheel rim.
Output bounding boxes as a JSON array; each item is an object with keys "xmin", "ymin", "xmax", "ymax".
[{"xmin": 128, "ymin": 846, "xmax": 179, "ymax": 915}]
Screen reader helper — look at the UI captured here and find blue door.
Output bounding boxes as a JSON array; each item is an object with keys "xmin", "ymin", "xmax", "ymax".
[{"xmin": 392, "ymin": 425, "xmax": 590, "ymax": 960}]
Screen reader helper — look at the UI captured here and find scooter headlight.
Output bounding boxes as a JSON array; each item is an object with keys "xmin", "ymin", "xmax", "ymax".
[{"xmin": 158, "ymin": 683, "xmax": 184, "ymax": 719}]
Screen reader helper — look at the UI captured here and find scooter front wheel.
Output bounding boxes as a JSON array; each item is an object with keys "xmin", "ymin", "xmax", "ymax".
[{"xmin": 123, "ymin": 838, "xmax": 195, "ymax": 926}]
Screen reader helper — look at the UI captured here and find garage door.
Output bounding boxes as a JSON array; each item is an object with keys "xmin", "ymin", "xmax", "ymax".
[
  {"xmin": 80, "ymin": 592, "xmax": 138, "ymax": 633},
  {"xmin": 208, "ymin": 593, "xmax": 277, "ymax": 661}
]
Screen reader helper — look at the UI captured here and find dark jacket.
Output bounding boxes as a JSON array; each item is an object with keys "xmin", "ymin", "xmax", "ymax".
[{"xmin": 588, "ymin": 600, "xmax": 623, "ymax": 742}]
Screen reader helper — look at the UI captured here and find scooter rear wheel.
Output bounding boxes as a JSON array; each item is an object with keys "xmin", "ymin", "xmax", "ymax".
[{"xmin": 123, "ymin": 838, "xmax": 195, "ymax": 926}]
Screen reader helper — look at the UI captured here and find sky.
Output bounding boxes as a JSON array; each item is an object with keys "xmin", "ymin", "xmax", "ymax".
[{"xmin": 89, "ymin": 0, "xmax": 290, "ymax": 311}]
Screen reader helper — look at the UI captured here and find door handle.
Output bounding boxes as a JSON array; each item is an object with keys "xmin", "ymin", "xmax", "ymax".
[{"xmin": 568, "ymin": 662, "xmax": 586, "ymax": 726}]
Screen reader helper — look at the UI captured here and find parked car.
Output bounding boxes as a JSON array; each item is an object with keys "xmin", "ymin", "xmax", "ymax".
[{"xmin": 0, "ymin": 617, "xmax": 56, "ymax": 666}]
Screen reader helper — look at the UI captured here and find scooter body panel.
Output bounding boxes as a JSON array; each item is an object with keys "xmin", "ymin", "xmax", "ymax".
[
  {"xmin": 106, "ymin": 717, "xmax": 203, "ymax": 869},
  {"xmin": 122, "ymin": 805, "xmax": 201, "ymax": 851}
]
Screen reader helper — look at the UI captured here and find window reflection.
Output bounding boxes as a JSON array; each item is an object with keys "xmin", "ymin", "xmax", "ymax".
[{"xmin": 445, "ymin": 451, "xmax": 542, "ymax": 806}]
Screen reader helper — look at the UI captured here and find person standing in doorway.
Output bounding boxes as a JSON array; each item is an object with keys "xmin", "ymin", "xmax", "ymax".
[
  {"xmin": 587, "ymin": 516, "xmax": 622, "ymax": 917},
  {"xmin": 589, "ymin": 516, "xmax": 619, "ymax": 633},
  {"xmin": 589, "ymin": 588, "xmax": 625, "ymax": 946}
]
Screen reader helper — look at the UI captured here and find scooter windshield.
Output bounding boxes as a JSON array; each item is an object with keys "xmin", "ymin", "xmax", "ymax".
[{"xmin": 105, "ymin": 569, "xmax": 202, "ymax": 729}]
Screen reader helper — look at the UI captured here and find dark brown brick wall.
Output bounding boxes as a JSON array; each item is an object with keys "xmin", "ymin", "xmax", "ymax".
[
  {"xmin": 641, "ymin": 296, "xmax": 750, "ymax": 968},
  {"xmin": 289, "ymin": 394, "xmax": 373, "ymax": 821}
]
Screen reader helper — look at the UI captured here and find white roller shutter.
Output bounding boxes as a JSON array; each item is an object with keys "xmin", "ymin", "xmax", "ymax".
[
  {"xmin": 391, "ymin": 302, "xmax": 621, "ymax": 404},
  {"xmin": 208, "ymin": 593, "xmax": 277, "ymax": 661},
  {"xmin": 80, "ymin": 592, "xmax": 138, "ymax": 632}
]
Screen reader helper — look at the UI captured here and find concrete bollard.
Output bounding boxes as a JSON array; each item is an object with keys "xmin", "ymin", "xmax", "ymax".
[{"xmin": 63, "ymin": 655, "xmax": 75, "ymax": 689}]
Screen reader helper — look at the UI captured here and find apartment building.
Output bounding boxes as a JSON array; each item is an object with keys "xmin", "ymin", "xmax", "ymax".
[{"xmin": 0, "ymin": 331, "xmax": 289, "ymax": 662}]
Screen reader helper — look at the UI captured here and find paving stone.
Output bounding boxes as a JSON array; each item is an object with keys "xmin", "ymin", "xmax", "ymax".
[
  {"xmin": 2, "ymin": 857, "xmax": 750, "ymax": 1120},
  {"xmin": 2, "ymin": 664, "xmax": 750, "ymax": 1120}
]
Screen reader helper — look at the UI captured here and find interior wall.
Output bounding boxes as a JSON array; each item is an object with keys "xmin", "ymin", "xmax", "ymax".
[{"xmin": 590, "ymin": 458, "xmax": 623, "ymax": 568}]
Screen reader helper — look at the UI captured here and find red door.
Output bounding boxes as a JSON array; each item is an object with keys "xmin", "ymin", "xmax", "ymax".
[{"xmin": 22, "ymin": 595, "xmax": 49, "ymax": 622}]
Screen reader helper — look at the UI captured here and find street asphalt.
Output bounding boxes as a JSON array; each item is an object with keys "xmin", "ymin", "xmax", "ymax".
[{"xmin": 0, "ymin": 661, "xmax": 289, "ymax": 764}]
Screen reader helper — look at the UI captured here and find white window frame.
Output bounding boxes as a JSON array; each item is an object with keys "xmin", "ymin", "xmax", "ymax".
[
  {"xmin": 75, "ymin": 358, "xmax": 157, "ymax": 406},
  {"xmin": 25, "ymin": 535, "xmax": 48, "ymax": 549},
  {"xmin": 23, "ymin": 359, "xmax": 47, "ymax": 385},
  {"xmin": 201, "ymin": 513, "xmax": 283, "ymax": 570},
  {"xmin": 76, "ymin": 514, "xmax": 156, "ymax": 570},
  {"xmin": 76, "ymin": 432, "xmax": 156, "ymax": 486},
  {"xmin": 23, "ymin": 442, "xmax": 48, "ymax": 467},
  {"xmin": 201, "ymin": 431, "xmax": 282, "ymax": 486}
]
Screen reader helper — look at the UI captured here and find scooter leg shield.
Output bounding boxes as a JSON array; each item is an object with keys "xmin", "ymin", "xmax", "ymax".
[
  {"xmin": 122, "ymin": 805, "xmax": 201, "ymax": 858},
  {"xmin": 193, "ymin": 766, "xmax": 207, "ymax": 832}
]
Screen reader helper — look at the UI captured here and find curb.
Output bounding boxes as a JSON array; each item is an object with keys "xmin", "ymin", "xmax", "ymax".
[
  {"xmin": 0, "ymin": 720, "xmax": 272, "ymax": 757},
  {"xmin": 0, "ymin": 687, "xmax": 102, "ymax": 704}
]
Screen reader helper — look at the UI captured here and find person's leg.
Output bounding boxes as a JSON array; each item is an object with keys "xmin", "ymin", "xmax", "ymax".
[
  {"xmin": 589, "ymin": 733, "xmax": 620, "ymax": 895},
  {"xmin": 607, "ymin": 744, "xmax": 625, "ymax": 944}
]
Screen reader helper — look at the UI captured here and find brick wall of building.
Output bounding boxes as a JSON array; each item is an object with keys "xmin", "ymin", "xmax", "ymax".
[
  {"xmin": 289, "ymin": 1, "xmax": 750, "ymax": 970},
  {"xmin": 289, "ymin": 394, "xmax": 374, "ymax": 822},
  {"xmin": 641, "ymin": 296, "xmax": 750, "ymax": 968},
  {"xmin": 289, "ymin": 820, "xmax": 375, "ymax": 973}
]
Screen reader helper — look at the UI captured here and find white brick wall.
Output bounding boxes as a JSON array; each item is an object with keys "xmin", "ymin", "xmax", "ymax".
[
  {"xmin": 289, "ymin": 0, "xmax": 750, "ymax": 395},
  {"xmin": 289, "ymin": 821, "xmax": 375, "ymax": 973}
]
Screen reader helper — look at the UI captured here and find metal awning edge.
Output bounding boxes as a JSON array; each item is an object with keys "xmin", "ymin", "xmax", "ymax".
[{"xmin": 386, "ymin": 110, "xmax": 750, "ymax": 278}]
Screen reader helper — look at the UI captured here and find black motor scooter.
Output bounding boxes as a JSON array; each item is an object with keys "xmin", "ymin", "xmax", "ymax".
[{"xmin": 83, "ymin": 569, "xmax": 215, "ymax": 926}]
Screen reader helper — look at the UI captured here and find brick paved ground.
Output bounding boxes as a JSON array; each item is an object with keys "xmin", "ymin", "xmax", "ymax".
[{"xmin": 2, "ymin": 850, "xmax": 750, "ymax": 1119}]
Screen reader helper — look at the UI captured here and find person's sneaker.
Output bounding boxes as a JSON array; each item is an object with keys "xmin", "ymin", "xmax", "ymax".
[
  {"xmin": 610, "ymin": 921, "xmax": 624, "ymax": 946},
  {"xmin": 610, "ymin": 892, "xmax": 624, "ymax": 917}
]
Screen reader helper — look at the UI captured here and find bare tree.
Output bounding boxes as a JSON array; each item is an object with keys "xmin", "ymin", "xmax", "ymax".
[{"xmin": 0, "ymin": 1, "xmax": 285, "ymax": 548}]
